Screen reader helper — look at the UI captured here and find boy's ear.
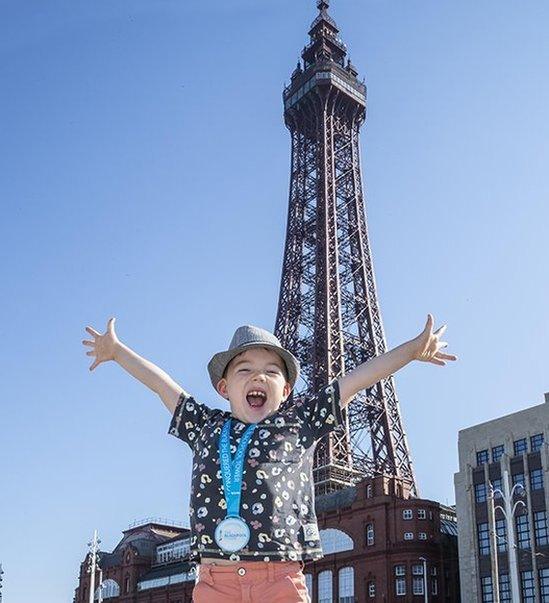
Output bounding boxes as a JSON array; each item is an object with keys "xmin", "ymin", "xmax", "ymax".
[
  {"xmin": 282, "ymin": 381, "xmax": 292, "ymax": 401},
  {"xmin": 216, "ymin": 378, "xmax": 229, "ymax": 399}
]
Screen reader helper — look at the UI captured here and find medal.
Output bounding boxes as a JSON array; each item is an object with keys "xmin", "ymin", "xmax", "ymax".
[
  {"xmin": 215, "ymin": 516, "xmax": 251, "ymax": 553},
  {"xmin": 215, "ymin": 419, "xmax": 257, "ymax": 553}
]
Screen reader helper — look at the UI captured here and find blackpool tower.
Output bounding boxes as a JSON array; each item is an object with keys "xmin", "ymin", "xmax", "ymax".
[{"xmin": 275, "ymin": 0, "xmax": 418, "ymax": 497}]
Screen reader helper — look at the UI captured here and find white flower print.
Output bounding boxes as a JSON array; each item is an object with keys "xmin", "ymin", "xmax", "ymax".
[
  {"xmin": 259, "ymin": 429, "xmax": 271, "ymax": 440},
  {"xmin": 252, "ymin": 502, "xmax": 264, "ymax": 515},
  {"xmin": 285, "ymin": 516, "xmax": 297, "ymax": 526},
  {"xmin": 249, "ymin": 447, "xmax": 260, "ymax": 458},
  {"xmin": 197, "ymin": 507, "xmax": 208, "ymax": 518},
  {"xmin": 274, "ymin": 417, "xmax": 285, "ymax": 428}
]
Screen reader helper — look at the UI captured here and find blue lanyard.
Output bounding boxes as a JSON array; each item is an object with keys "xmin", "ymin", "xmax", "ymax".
[{"xmin": 219, "ymin": 419, "xmax": 257, "ymax": 518}]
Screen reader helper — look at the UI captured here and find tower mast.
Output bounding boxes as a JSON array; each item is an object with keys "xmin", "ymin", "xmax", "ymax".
[{"xmin": 275, "ymin": 0, "xmax": 418, "ymax": 496}]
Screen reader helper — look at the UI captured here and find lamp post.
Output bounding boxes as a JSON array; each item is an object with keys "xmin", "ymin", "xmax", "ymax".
[
  {"xmin": 87, "ymin": 529, "xmax": 101, "ymax": 603},
  {"xmin": 491, "ymin": 468, "xmax": 526, "ymax": 603},
  {"xmin": 0, "ymin": 563, "xmax": 4, "ymax": 603},
  {"xmin": 418, "ymin": 557, "xmax": 428, "ymax": 603}
]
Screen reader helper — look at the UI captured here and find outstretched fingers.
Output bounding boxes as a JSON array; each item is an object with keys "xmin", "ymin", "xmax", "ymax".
[
  {"xmin": 86, "ymin": 326, "xmax": 101, "ymax": 338},
  {"xmin": 107, "ymin": 317, "xmax": 116, "ymax": 334},
  {"xmin": 434, "ymin": 324, "xmax": 447, "ymax": 337}
]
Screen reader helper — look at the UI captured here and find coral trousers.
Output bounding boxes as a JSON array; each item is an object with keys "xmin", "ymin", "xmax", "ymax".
[{"xmin": 192, "ymin": 560, "xmax": 310, "ymax": 603}]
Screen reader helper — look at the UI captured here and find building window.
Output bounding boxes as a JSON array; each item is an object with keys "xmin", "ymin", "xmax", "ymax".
[
  {"xmin": 366, "ymin": 523, "xmax": 375, "ymax": 546},
  {"xmin": 512, "ymin": 472, "xmax": 525, "ymax": 489},
  {"xmin": 475, "ymin": 483, "xmax": 487, "ymax": 503},
  {"xmin": 492, "ymin": 445, "xmax": 504, "ymax": 462},
  {"xmin": 403, "ymin": 509, "xmax": 413, "ymax": 520},
  {"xmin": 412, "ymin": 564, "xmax": 424, "ymax": 576},
  {"xmin": 499, "ymin": 574, "xmax": 511, "ymax": 602},
  {"xmin": 477, "ymin": 522, "xmax": 490, "ymax": 555},
  {"xmin": 412, "ymin": 576, "xmax": 424, "ymax": 595},
  {"xmin": 395, "ymin": 565, "xmax": 406, "ymax": 576},
  {"xmin": 534, "ymin": 511, "xmax": 549, "ymax": 546},
  {"xmin": 124, "ymin": 576, "xmax": 130, "ymax": 594},
  {"xmin": 520, "ymin": 570, "xmax": 535, "ymax": 602},
  {"xmin": 98, "ymin": 579, "xmax": 120, "ymax": 599},
  {"xmin": 320, "ymin": 528, "xmax": 354, "ymax": 554},
  {"xmin": 419, "ymin": 532, "xmax": 427, "ymax": 540},
  {"xmin": 395, "ymin": 577, "xmax": 406, "ymax": 596},
  {"xmin": 305, "ymin": 574, "xmax": 313, "ymax": 598},
  {"xmin": 318, "ymin": 570, "xmax": 332, "ymax": 603},
  {"xmin": 366, "ymin": 484, "xmax": 373, "ymax": 498},
  {"xmin": 530, "ymin": 468, "xmax": 544, "ymax": 490},
  {"xmin": 496, "ymin": 518, "xmax": 507, "ymax": 552},
  {"xmin": 432, "ymin": 578, "xmax": 438, "ymax": 595},
  {"xmin": 338, "ymin": 567, "xmax": 354, "ymax": 603},
  {"xmin": 514, "ymin": 438, "xmax": 527, "ymax": 456},
  {"xmin": 418, "ymin": 509, "xmax": 426, "ymax": 519},
  {"xmin": 481, "ymin": 576, "xmax": 494, "ymax": 603},
  {"xmin": 477, "ymin": 450, "xmax": 489, "ymax": 466},
  {"xmin": 368, "ymin": 581, "xmax": 375, "ymax": 598},
  {"xmin": 531, "ymin": 433, "xmax": 544, "ymax": 452},
  {"xmin": 404, "ymin": 532, "xmax": 414, "ymax": 540},
  {"xmin": 539, "ymin": 568, "xmax": 549, "ymax": 600},
  {"xmin": 491, "ymin": 478, "xmax": 503, "ymax": 498},
  {"xmin": 516, "ymin": 514, "xmax": 531, "ymax": 549}
]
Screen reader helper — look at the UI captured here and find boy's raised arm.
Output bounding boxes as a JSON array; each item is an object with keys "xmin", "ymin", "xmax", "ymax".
[
  {"xmin": 82, "ymin": 317, "xmax": 184, "ymax": 414},
  {"xmin": 337, "ymin": 314, "xmax": 457, "ymax": 409}
]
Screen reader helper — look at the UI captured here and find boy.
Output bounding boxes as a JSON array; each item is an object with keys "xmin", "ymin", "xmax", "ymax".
[{"xmin": 82, "ymin": 314, "xmax": 456, "ymax": 602}]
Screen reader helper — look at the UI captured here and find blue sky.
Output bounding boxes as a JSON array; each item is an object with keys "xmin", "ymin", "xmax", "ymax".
[{"xmin": 1, "ymin": 1, "xmax": 548, "ymax": 600}]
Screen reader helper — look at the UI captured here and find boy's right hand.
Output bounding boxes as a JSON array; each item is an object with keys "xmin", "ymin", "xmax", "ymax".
[{"xmin": 83, "ymin": 317, "xmax": 120, "ymax": 371}]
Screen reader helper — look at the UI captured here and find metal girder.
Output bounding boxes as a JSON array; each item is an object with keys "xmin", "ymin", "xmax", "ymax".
[{"xmin": 275, "ymin": 78, "xmax": 418, "ymax": 496}]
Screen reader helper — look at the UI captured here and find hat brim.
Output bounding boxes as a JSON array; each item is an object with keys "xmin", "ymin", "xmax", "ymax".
[{"xmin": 207, "ymin": 342, "xmax": 299, "ymax": 391}]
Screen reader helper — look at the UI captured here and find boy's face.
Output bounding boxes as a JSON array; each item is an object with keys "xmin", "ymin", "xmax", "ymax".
[{"xmin": 216, "ymin": 347, "xmax": 292, "ymax": 424}]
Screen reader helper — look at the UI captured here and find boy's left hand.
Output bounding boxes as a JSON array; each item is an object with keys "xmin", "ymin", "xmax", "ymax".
[{"xmin": 411, "ymin": 314, "xmax": 458, "ymax": 366}]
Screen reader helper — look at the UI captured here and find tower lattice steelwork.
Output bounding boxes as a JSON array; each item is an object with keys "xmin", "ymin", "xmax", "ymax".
[{"xmin": 275, "ymin": 0, "xmax": 418, "ymax": 496}]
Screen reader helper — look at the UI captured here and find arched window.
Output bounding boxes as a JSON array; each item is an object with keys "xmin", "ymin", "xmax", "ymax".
[
  {"xmin": 319, "ymin": 528, "xmax": 354, "ymax": 554},
  {"xmin": 305, "ymin": 573, "xmax": 313, "ymax": 599},
  {"xmin": 318, "ymin": 570, "xmax": 333, "ymax": 603},
  {"xmin": 95, "ymin": 579, "xmax": 120, "ymax": 600},
  {"xmin": 124, "ymin": 575, "xmax": 130, "ymax": 594},
  {"xmin": 338, "ymin": 567, "xmax": 354, "ymax": 603}
]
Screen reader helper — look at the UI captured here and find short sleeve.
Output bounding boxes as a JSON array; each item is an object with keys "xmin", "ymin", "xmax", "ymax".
[
  {"xmin": 167, "ymin": 390, "xmax": 215, "ymax": 449},
  {"xmin": 296, "ymin": 379, "xmax": 345, "ymax": 442}
]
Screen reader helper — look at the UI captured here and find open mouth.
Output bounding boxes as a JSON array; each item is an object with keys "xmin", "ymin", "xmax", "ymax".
[{"xmin": 246, "ymin": 390, "xmax": 267, "ymax": 408}]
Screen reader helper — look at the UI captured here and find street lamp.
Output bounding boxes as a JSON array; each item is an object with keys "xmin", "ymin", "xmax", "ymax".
[
  {"xmin": 489, "ymin": 468, "xmax": 526, "ymax": 603},
  {"xmin": 0, "ymin": 563, "xmax": 4, "ymax": 603},
  {"xmin": 418, "ymin": 557, "xmax": 428, "ymax": 603},
  {"xmin": 87, "ymin": 529, "xmax": 102, "ymax": 603}
]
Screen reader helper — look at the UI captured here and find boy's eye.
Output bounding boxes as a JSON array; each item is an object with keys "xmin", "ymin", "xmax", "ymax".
[
  {"xmin": 267, "ymin": 370, "xmax": 280, "ymax": 375},
  {"xmin": 238, "ymin": 368, "xmax": 250, "ymax": 372}
]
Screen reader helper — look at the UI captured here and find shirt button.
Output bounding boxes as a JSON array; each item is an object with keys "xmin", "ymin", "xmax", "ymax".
[{"xmin": 238, "ymin": 567, "xmax": 246, "ymax": 576}]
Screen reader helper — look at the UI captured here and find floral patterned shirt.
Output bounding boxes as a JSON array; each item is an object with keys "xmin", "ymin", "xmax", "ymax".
[{"xmin": 167, "ymin": 379, "xmax": 344, "ymax": 562}]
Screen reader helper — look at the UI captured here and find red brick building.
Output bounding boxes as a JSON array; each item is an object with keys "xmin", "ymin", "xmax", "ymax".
[
  {"xmin": 308, "ymin": 476, "xmax": 460, "ymax": 602},
  {"xmin": 73, "ymin": 520, "xmax": 195, "ymax": 603},
  {"xmin": 73, "ymin": 480, "xmax": 459, "ymax": 602}
]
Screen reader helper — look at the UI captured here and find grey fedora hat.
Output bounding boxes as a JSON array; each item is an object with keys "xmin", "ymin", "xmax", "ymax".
[{"xmin": 207, "ymin": 325, "xmax": 300, "ymax": 390}]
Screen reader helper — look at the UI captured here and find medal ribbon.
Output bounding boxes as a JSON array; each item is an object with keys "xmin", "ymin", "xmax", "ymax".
[{"xmin": 219, "ymin": 419, "xmax": 257, "ymax": 518}]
